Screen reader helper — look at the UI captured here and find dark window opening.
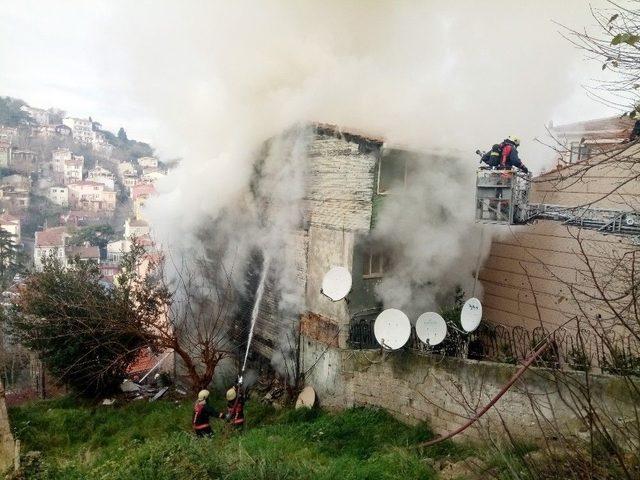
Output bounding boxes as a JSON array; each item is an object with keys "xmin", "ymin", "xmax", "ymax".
[
  {"xmin": 363, "ymin": 247, "xmax": 386, "ymax": 278},
  {"xmin": 569, "ymin": 142, "xmax": 591, "ymax": 163}
]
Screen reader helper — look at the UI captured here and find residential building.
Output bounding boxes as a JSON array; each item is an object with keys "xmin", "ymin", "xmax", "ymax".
[
  {"xmin": 0, "ymin": 213, "xmax": 21, "ymax": 244},
  {"xmin": 34, "ymin": 226, "xmax": 70, "ymax": 271},
  {"xmin": 107, "ymin": 239, "xmax": 129, "ymax": 264},
  {"xmin": 67, "ymin": 181, "xmax": 116, "ymax": 212},
  {"xmin": 131, "ymin": 183, "xmax": 155, "ymax": 220},
  {"xmin": 48, "ymin": 186, "xmax": 69, "ymax": 207},
  {"xmin": 87, "ymin": 165, "xmax": 115, "ymax": 190},
  {"xmin": 0, "ymin": 142, "xmax": 12, "ymax": 168},
  {"xmin": 0, "ymin": 185, "xmax": 30, "ymax": 212},
  {"xmin": 9, "ymin": 149, "xmax": 38, "ymax": 175},
  {"xmin": 118, "ymin": 161, "xmax": 136, "ymax": 177},
  {"xmin": 33, "ymin": 124, "xmax": 72, "ymax": 139},
  {"xmin": 137, "ymin": 156, "xmax": 158, "ymax": 169},
  {"xmin": 63, "ymin": 156, "xmax": 84, "ymax": 185},
  {"xmin": 64, "ymin": 245, "xmax": 100, "ymax": 266},
  {"xmin": 51, "ymin": 148, "xmax": 72, "ymax": 173},
  {"xmin": 0, "ymin": 126, "xmax": 18, "ymax": 143},
  {"xmin": 123, "ymin": 173, "xmax": 138, "ymax": 192},
  {"xmin": 62, "ymin": 117, "xmax": 93, "ymax": 144},
  {"xmin": 20, "ymin": 106, "xmax": 51, "ymax": 125},
  {"xmin": 124, "ymin": 217, "xmax": 149, "ymax": 239},
  {"xmin": 141, "ymin": 170, "xmax": 165, "ymax": 184},
  {"xmin": 550, "ymin": 116, "xmax": 635, "ymax": 164}
]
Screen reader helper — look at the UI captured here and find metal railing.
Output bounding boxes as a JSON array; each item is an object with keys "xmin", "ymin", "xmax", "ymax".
[{"xmin": 347, "ymin": 316, "xmax": 640, "ymax": 376}]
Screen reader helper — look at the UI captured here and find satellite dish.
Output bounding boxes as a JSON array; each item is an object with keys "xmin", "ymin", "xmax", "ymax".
[
  {"xmin": 416, "ymin": 312, "xmax": 447, "ymax": 346},
  {"xmin": 321, "ymin": 266, "xmax": 352, "ymax": 301},
  {"xmin": 461, "ymin": 297, "xmax": 482, "ymax": 332},
  {"xmin": 373, "ymin": 309, "xmax": 411, "ymax": 350}
]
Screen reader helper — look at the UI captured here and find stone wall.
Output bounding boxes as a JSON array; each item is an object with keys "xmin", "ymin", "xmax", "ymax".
[{"xmin": 301, "ymin": 335, "xmax": 638, "ymax": 442}]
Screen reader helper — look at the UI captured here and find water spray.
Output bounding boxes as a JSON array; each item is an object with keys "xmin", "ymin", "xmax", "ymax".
[{"xmin": 238, "ymin": 253, "xmax": 271, "ymax": 385}]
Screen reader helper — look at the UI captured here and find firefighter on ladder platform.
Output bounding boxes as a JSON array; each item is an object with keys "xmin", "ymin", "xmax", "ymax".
[{"xmin": 480, "ymin": 136, "xmax": 529, "ymax": 173}]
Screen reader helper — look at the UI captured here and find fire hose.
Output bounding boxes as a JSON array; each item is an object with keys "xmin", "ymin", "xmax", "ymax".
[{"xmin": 416, "ymin": 339, "xmax": 551, "ymax": 448}]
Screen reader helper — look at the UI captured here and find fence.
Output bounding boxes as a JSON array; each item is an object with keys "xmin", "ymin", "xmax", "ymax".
[{"xmin": 347, "ymin": 316, "xmax": 640, "ymax": 375}]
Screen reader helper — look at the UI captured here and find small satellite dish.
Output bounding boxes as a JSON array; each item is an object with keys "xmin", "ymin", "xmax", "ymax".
[
  {"xmin": 416, "ymin": 312, "xmax": 447, "ymax": 346},
  {"xmin": 374, "ymin": 309, "xmax": 411, "ymax": 350},
  {"xmin": 321, "ymin": 266, "xmax": 352, "ymax": 301},
  {"xmin": 461, "ymin": 297, "xmax": 482, "ymax": 332},
  {"xmin": 295, "ymin": 385, "xmax": 316, "ymax": 409}
]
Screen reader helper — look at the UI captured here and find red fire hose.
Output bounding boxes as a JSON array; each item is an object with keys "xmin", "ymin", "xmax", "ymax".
[{"xmin": 417, "ymin": 340, "xmax": 551, "ymax": 448}]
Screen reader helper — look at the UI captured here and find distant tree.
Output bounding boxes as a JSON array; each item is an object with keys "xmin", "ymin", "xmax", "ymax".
[
  {"xmin": 0, "ymin": 97, "xmax": 32, "ymax": 127},
  {"xmin": 8, "ymin": 253, "xmax": 161, "ymax": 397},
  {"xmin": 0, "ymin": 229, "xmax": 26, "ymax": 287},
  {"xmin": 117, "ymin": 127, "xmax": 128, "ymax": 142},
  {"xmin": 68, "ymin": 224, "xmax": 114, "ymax": 250}
]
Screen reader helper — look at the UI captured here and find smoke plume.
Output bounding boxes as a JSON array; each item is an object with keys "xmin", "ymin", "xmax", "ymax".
[{"xmin": 104, "ymin": 1, "xmax": 601, "ymax": 362}]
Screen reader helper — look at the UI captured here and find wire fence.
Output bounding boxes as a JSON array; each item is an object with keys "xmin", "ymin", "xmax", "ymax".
[{"xmin": 347, "ymin": 316, "xmax": 640, "ymax": 376}]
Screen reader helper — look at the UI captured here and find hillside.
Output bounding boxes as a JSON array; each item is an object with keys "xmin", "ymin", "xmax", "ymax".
[{"xmin": 7, "ymin": 398, "xmax": 489, "ymax": 480}]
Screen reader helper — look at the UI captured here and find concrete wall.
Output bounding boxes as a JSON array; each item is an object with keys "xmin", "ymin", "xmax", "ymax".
[{"xmin": 301, "ymin": 336, "xmax": 638, "ymax": 441}]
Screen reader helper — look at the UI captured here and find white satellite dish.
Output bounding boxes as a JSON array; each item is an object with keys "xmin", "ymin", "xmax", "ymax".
[
  {"xmin": 461, "ymin": 297, "xmax": 482, "ymax": 332},
  {"xmin": 321, "ymin": 266, "xmax": 352, "ymax": 301},
  {"xmin": 373, "ymin": 309, "xmax": 411, "ymax": 350},
  {"xmin": 416, "ymin": 312, "xmax": 447, "ymax": 346}
]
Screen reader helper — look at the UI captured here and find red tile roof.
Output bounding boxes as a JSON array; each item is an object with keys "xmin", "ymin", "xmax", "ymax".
[
  {"xmin": 132, "ymin": 183, "xmax": 156, "ymax": 199},
  {"xmin": 35, "ymin": 226, "xmax": 68, "ymax": 247}
]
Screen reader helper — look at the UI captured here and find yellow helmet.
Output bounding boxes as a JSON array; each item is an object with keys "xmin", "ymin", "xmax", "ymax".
[
  {"xmin": 508, "ymin": 136, "xmax": 521, "ymax": 147},
  {"xmin": 226, "ymin": 387, "xmax": 237, "ymax": 401},
  {"xmin": 197, "ymin": 389, "xmax": 210, "ymax": 401}
]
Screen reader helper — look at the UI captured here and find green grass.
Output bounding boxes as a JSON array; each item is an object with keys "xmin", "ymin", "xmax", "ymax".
[{"xmin": 8, "ymin": 397, "xmax": 468, "ymax": 479}]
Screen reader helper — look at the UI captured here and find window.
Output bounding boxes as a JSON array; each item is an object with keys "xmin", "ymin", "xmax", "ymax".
[
  {"xmin": 569, "ymin": 142, "xmax": 591, "ymax": 163},
  {"xmin": 362, "ymin": 247, "xmax": 386, "ymax": 278},
  {"xmin": 377, "ymin": 150, "xmax": 417, "ymax": 194}
]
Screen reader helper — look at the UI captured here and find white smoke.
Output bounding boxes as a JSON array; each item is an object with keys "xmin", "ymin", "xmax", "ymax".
[
  {"xmin": 104, "ymin": 0, "xmax": 599, "ymax": 251},
  {"xmin": 100, "ymin": 1, "xmax": 604, "ymax": 361}
]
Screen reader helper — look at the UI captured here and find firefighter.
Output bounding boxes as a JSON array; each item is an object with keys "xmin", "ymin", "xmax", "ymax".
[
  {"xmin": 225, "ymin": 385, "xmax": 246, "ymax": 429},
  {"xmin": 192, "ymin": 389, "xmax": 224, "ymax": 437},
  {"xmin": 499, "ymin": 136, "xmax": 529, "ymax": 173}
]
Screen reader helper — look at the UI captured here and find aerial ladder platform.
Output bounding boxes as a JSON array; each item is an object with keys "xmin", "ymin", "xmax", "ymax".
[{"xmin": 474, "ymin": 167, "xmax": 640, "ymax": 242}]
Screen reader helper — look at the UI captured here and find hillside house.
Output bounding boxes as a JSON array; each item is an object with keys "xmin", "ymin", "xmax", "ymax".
[
  {"xmin": 64, "ymin": 245, "xmax": 100, "ymax": 265},
  {"xmin": 63, "ymin": 156, "xmax": 84, "ymax": 185},
  {"xmin": 124, "ymin": 217, "xmax": 149, "ymax": 239},
  {"xmin": 51, "ymin": 148, "xmax": 72, "ymax": 173},
  {"xmin": 9, "ymin": 149, "xmax": 38, "ymax": 175},
  {"xmin": 0, "ymin": 141, "xmax": 12, "ymax": 168},
  {"xmin": 118, "ymin": 161, "xmax": 136, "ymax": 177},
  {"xmin": 87, "ymin": 165, "xmax": 115, "ymax": 190},
  {"xmin": 20, "ymin": 106, "xmax": 51, "ymax": 125},
  {"xmin": 0, "ymin": 185, "xmax": 29, "ymax": 213},
  {"xmin": 0, "ymin": 126, "xmax": 18, "ymax": 143},
  {"xmin": 137, "ymin": 156, "xmax": 158, "ymax": 169},
  {"xmin": 62, "ymin": 117, "xmax": 93, "ymax": 144},
  {"xmin": 48, "ymin": 186, "xmax": 69, "ymax": 207},
  {"xmin": 67, "ymin": 181, "xmax": 116, "ymax": 212},
  {"xmin": 551, "ymin": 115, "xmax": 634, "ymax": 164},
  {"xmin": 0, "ymin": 214, "xmax": 21, "ymax": 244},
  {"xmin": 131, "ymin": 183, "xmax": 155, "ymax": 220},
  {"xmin": 34, "ymin": 226, "xmax": 70, "ymax": 271},
  {"xmin": 33, "ymin": 124, "xmax": 72, "ymax": 139}
]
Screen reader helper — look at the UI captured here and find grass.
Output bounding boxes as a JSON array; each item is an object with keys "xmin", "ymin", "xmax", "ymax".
[{"xmin": 8, "ymin": 396, "xmax": 470, "ymax": 479}]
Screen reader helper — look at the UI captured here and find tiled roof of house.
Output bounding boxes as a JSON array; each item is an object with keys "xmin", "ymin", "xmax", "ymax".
[
  {"xmin": 551, "ymin": 115, "xmax": 635, "ymax": 140},
  {"xmin": 68, "ymin": 181, "xmax": 103, "ymax": 188},
  {"xmin": 35, "ymin": 226, "xmax": 68, "ymax": 247},
  {"xmin": 131, "ymin": 183, "xmax": 156, "ymax": 199}
]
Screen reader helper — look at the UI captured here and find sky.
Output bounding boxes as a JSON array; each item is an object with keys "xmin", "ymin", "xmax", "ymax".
[{"xmin": 0, "ymin": 1, "xmax": 620, "ymax": 152}]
